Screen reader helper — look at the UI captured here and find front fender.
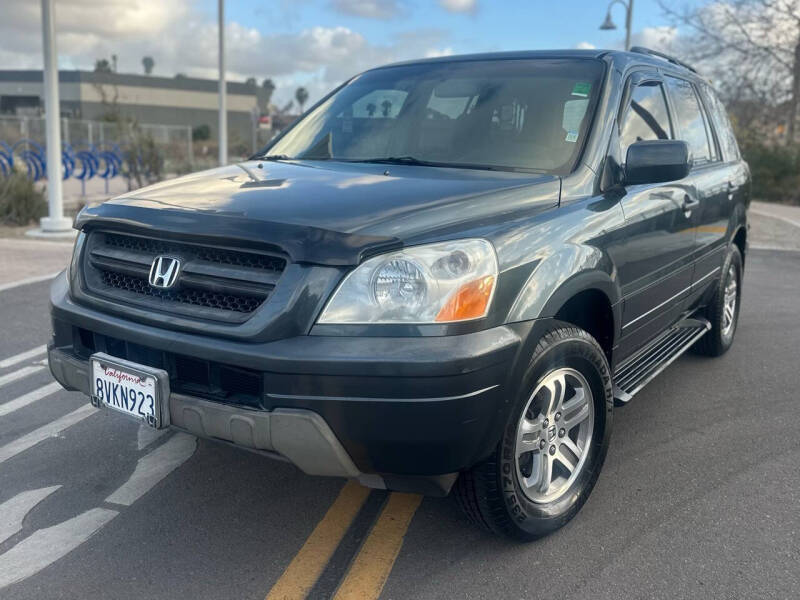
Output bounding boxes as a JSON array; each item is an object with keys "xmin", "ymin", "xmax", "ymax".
[{"xmin": 505, "ymin": 245, "xmax": 622, "ymax": 335}]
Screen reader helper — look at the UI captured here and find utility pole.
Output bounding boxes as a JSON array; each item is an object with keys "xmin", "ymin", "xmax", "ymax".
[
  {"xmin": 39, "ymin": 0, "xmax": 71, "ymax": 233},
  {"xmin": 218, "ymin": 0, "xmax": 227, "ymax": 166},
  {"xmin": 624, "ymin": 0, "xmax": 633, "ymax": 52}
]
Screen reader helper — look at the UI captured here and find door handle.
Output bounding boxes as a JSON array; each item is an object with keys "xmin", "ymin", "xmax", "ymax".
[
  {"xmin": 727, "ymin": 181, "xmax": 734, "ymax": 201},
  {"xmin": 682, "ymin": 194, "xmax": 699, "ymax": 217}
]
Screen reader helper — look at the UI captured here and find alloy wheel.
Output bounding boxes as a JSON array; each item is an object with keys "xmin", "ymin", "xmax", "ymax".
[
  {"xmin": 721, "ymin": 263, "xmax": 738, "ymax": 338},
  {"xmin": 515, "ymin": 368, "xmax": 594, "ymax": 504}
]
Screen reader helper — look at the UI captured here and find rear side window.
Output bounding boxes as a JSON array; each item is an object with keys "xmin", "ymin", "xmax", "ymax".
[
  {"xmin": 665, "ymin": 76, "xmax": 715, "ymax": 165},
  {"xmin": 701, "ymin": 83, "xmax": 740, "ymax": 162},
  {"xmin": 620, "ymin": 81, "xmax": 672, "ymax": 157}
]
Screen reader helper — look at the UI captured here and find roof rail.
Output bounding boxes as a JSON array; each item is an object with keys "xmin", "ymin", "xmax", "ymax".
[{"xmin": 629, "ymin": 46, "xmax": 697, "ymax": 74}]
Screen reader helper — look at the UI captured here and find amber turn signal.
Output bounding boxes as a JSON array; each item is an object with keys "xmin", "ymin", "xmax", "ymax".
[{"xmin": 435, "ymin": 275, "xmax": 496, "ymax": 322}]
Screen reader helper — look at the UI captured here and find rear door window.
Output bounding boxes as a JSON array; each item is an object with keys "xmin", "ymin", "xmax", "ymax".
[
  {"xmin": 620, "ymin": 81, "xmax": 673, "ymax": 157},
  {"xmin": 700, "ymin": 83, "xmax": 740, "ymax": 162},
  {"xmin": 665, "ymin": 76, "xmax": 715, "ymax": 165}
]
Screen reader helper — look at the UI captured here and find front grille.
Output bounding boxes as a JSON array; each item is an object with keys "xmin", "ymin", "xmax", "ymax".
[
  {"xmin": 100, "ymin": 271, "xmax": 263, "ymax": 313},
  {"xmin": 103, "ymin": 232, "xmax": 285, "ymax": 273},
  {"xmin": 82, "ymin": 230, "xmax": 288, "ymax": 323}
]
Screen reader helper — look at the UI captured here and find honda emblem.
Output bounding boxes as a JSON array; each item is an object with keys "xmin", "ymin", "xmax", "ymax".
[{"xmin": 148, "ymin": 256, "xmax": 181, "ymax": 289}]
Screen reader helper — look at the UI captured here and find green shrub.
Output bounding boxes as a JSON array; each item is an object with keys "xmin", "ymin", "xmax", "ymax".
[
  {"xmin": 740, "ymin": 142, "xmax": 800, "ymax": 205},
  {"xmin": 0, "ymin": 172, "xmax": 47, "ymax": 225},
  {"xmin": 192, "ymin": 124, "xmax": 210, "ymax": 141}
]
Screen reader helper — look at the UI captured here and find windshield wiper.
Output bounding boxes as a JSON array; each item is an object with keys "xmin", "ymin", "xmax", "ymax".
[
  {"xmin": 257, "ymin": 154, "xmax": 293, "ymax": 161},
  {"xmin": 357, "ymin": 156, "xmax": 429, "ymax": 166},
  {"xmin": 356, "ymin": 156, "xmax": 501, "ymax": 171}
]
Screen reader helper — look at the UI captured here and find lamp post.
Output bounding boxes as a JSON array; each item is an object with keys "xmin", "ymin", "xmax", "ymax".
[
  {"xmin": 218, "ymin": 0, "xmax": 227, "ymax": 166},
  {"xmin": 38, "ymin": 0, "xmax": 72, "ymax": 233},
  {"xmin": 599, "ymin": 0, "xmax": 634, "ymax": 52}
]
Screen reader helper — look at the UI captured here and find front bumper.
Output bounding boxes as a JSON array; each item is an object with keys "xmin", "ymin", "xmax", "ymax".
[{"xmin": 49, "ymin": 272, "xmax": 536, "ymax": 495}]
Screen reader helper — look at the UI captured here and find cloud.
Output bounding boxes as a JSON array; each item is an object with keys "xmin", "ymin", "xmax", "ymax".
[
  {"xmin": 630, "ymin": 26, "xmax": 678, "ymax": 53},
  {"xmin": 425, "ymin": 47, "xmax": 454, "ymax": 58},
  {"xmin": 439, "ymin": 0, "xmax": 477, "ymax": 14},
  {"xmin": 0, "ymin": 0, "xmax": 453, "ymax": 106},
  {"xmin": 575, "ymin": 41, "xmax": 596, "ymax": 50},
  {"xmin": 329, "ymin": 0, "xmax": 406, "ymax": 19},
  {"xmin": 594, "ymin": 26, "xmax": 678, "ymax": 53}
]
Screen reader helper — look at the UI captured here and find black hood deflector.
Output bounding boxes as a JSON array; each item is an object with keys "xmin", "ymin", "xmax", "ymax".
[{"xmin": 75, "ymin": 203, "xmax": 400, "ymax": 266}]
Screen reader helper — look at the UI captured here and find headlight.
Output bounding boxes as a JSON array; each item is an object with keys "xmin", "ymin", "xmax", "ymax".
[
  {"xmin": 67, "ymin": 231, "xmax": 85, "ymax": 280},
  {"xmin": 318, "ymin": 239, "xmax": 498, "ymax": 324}
]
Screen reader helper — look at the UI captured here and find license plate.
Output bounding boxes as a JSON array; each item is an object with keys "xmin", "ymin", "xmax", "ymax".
[{"xmin": 90, "ymin": 353, "xmax": 169, "ymax": 429}]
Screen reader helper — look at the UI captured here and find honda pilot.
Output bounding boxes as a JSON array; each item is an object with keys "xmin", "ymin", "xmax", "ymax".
[{"xmin": 48, "ymin": 47, "xmax": 750, "ymax": 540}]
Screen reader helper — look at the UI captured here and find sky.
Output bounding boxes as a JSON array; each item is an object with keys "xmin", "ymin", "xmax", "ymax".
[{"xmin": 0, "ymin": 0, "xmax": 700, "ymax": 107}]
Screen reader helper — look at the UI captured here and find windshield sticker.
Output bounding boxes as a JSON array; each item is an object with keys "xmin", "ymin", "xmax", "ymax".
[
  {"xmin": 565, "ymin": 130, "xmax": 579, "ymax": 143},
  {"xmin": 572, "ymin": 82, "xmax": 591, "ymax": 97},
  {"xmin": 562, "ymin": 98, "xmax": 589, "ymax": 132}
]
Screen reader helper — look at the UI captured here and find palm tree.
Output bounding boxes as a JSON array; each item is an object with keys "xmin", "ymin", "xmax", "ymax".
[
  {"xmin": 381, "ymin": 100, "xmax": 392, "ymax": 117},
  {"xmin": 142, "ymin": 56, "xmax": 155, "ymax": 75},
  {"xmin": 262, "ymin": 78, "xmax": 276, "ymax": 104},
  {"xmin": 295, "ymin": 87, "xmax": 309, "ymax": 113},
  {"xmin": 366, "ymin": 103, "xmax": 377, "ymax": 117}
]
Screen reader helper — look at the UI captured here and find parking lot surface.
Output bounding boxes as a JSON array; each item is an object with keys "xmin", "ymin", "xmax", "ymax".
[{"xmin": 0, "ymin": 248, "xmax": 798, "ymax": 600}]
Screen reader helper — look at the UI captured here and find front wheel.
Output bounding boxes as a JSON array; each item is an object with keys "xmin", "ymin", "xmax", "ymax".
[{"xmin": 454, "ymin": 324, "xmax": 613, "ymax": 541}]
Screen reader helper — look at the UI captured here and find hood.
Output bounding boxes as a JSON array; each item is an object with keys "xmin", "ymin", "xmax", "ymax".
[{"xmin": 77, "ymin": 160, "xmax": 560, "ymax": 265}]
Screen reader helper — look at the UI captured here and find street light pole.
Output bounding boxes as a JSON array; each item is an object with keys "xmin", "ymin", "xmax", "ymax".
[
  {"xmin": 624, "ymin": 0, "xmax": 633, "ymax": 52},
  {"xmin": 218, "ymin": 0, "xmax": 227, "ymax": 166},
  {"xmin": 39, "ymin": 0, "xmax": 71, "ymax": 233},
  {"xmin": 599, "ymin": 0, "xmax": 634, "ymax": 52}
]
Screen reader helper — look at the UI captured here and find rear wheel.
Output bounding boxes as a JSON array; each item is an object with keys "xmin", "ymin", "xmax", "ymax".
[
  {"xmin": 694, "ymin": 246, "xmax": 742, "ymax": 357},
  {"xmin": 454, "ymin": 323, "xmax": 613, "ymax": 541}
]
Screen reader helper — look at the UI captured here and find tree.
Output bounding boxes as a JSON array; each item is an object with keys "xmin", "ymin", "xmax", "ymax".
[
  {"xmin": 262, "ymin": 78, "xmax": 276, "ymax": 101},
  {"xmin": 381, "ymin": 99, "xmax": 392, "ymax": 117},
  {"xmin": 366, "ymin": 102, "xmax": 377, "ymax": 117},
  {"xmin": 142, "ymin": 56, "xmax": 155, "ymax": 75},
  {"xmin": 295, "ymin": 87, "xmax": 309, "ymax": 113},
  {"xmin": 660, "ymin": 0, "xmax": 800, "ymax": 144},
  {"xmin": 245, "ymin": 77, "xmax": 257, "ymax": 86},
  {"xmin": 192, "ymin": 124, "xmax": 211, "ymax": 141},
  {"xmin": 94, "ymin": 59, "xmax": 112, "ymax": 74}
]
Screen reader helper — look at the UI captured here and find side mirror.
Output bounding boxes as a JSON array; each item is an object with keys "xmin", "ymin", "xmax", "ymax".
[{"xmin": 624, "ymin": 140, "xmax": 691, "ymax": 185}]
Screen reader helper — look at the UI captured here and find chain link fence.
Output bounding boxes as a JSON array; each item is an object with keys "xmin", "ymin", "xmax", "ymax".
[{"xmin": 0, "ymin": 115, "xmax": 194, "ymax": 176}]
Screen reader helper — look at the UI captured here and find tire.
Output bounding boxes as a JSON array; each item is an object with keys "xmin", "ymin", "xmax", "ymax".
[
  {"xmin": 454, "ymin": 323, "xmax": 613, "ymax": 541},
  {"xmin": 694, "ymin": 246, "xmax": 742, "ymax": 357}
]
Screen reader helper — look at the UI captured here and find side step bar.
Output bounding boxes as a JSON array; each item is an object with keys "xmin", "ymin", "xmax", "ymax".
[{"xmin": 613, "ymin": 317, "xmax": 711, "ymax": 405}]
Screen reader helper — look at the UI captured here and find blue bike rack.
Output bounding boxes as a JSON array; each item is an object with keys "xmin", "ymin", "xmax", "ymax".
[{"xmin": 1, "ymin": 138, "xmax": 126, "ymax": 196}]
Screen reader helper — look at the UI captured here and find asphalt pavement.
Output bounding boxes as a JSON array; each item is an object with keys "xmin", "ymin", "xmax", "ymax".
[{"xmin": 0, "ymin": 245, "xmax": 798, "ymax": 599}]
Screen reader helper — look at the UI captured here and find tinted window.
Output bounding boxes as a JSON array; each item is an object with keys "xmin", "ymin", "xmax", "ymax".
[
  {"xmin": 620, "ymin": 81, "xmax": 672, "ymax": 156},
  {"xmin": 665, "ymin": 76, "xmax": 714, "ymax": 165},
  {"xmin": 266, "ymin": 59, "xmax": 606, "ymax": 173},
  {"xmin": 701, "ymin": 83, "xmax": 740, "ymax": 161}
]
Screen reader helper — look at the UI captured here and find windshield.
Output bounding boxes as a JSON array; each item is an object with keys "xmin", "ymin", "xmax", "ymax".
[{"xmin": 263, "ymin": 58, "xmax": 605, "ymax": 174}]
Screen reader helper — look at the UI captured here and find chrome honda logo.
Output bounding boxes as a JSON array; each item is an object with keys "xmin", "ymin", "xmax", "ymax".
[{"xmin": 148, "ymin": 256, "xmax": 181, "ymax": 289}]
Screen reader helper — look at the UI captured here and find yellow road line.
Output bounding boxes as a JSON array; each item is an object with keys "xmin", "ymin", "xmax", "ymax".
[
  {"xmin": 266, "ymin": 480, "xmax": 371, "ymax": 600},
  {"xmin": 333, "ymin": 493, "xmax": 423, "ymax": 600}
]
